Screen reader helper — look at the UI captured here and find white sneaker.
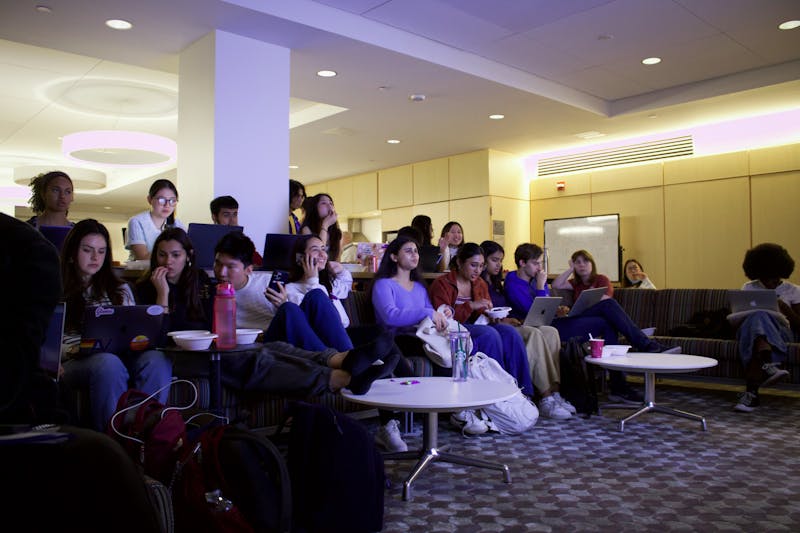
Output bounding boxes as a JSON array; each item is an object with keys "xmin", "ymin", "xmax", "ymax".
[
  {"xmin": 450, "ymin": 410, "xmax": 488, "ymax": 435},
  {"xmin": 374, "ymin": 419, "xmax": 408, "ymax": 452},
  {"xmin": 552, "ymin": 392, "xmax": 577, "ymax": 414},
  {"xmin": 539, "ymin": 395, "xmax": 572, "ymax": 419}
]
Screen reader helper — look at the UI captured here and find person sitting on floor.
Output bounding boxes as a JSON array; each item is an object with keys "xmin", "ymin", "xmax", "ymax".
[{"xmin": 732, "ymin": 243, "xmax": 799, "ymax": 412}]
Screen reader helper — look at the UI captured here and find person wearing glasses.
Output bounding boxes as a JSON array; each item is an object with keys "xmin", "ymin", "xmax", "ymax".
[{"xmin": 125, "ymin": 178, "xmax": 185, "ymax": 261}]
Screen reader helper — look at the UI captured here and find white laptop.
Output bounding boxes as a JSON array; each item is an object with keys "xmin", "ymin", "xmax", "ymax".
[
  {"xmin": 524, "ymin": 297, "xmax": 562, "ymax": 327},
  {"xmin": 728, "ymin": 289, "xmax": 779, "ymax": 314},
  {"xmin": 567, "ymin": 287, "xmax": 607, "ymax": 317}
]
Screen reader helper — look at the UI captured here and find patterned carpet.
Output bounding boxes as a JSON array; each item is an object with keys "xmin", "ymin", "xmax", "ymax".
[{"xmin": 371, "ymin": 385, "xmax": 800, "ymax": 532}]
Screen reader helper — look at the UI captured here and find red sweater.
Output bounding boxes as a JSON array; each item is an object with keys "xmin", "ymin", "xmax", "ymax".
[
  {"xmin": 428, "ymin": 270, "xmax": 491, "ymax": 323},
  {"xmin": 570, "ymin": 273, "xmax": 613, "ymax": 298}
]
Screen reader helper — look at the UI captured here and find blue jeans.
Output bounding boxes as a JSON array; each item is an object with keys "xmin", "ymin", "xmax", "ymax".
[
  {"xmin": 264, "ymin": 289, "xmax": 354, "ymax": 352},
  {"xmin": 463, "ymin": 323, "xmax": 534, "ymax": 397},
  {"xmin": 62, "ymin": 349, "xmax": 172, "ymax": 431}
]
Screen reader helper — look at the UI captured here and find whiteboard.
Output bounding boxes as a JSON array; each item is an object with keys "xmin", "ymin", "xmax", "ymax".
[{"xmin": 543, "ymin": 214, "xmax": 621, "ymax": 282}]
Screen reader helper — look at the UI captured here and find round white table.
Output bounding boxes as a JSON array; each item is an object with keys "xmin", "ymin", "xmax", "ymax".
[
  {"xmin": 585, "ymin": 353, "xmax": 718, "ymax": 432},
  {"xmin": 341, "ymin": 376, "xmax": 519, "ymax": 501}
]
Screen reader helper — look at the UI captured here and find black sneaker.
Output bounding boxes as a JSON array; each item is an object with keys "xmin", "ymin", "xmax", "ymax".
[
  {"xmin": 734, "ymin": 391, "xmax": 760, "ymax": 412},
  {"xmin": 607, "ymin": 386, "xmax": 644, "ymax": 404}
]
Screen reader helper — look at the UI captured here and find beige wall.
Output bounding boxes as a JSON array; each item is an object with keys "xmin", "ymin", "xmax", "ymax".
[{"xmin": 530, "ymin": 143, "xmax": 800, "ymax": 288}]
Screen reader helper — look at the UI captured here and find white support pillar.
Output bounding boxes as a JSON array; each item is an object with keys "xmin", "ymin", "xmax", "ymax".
[{"xmin": 178, "ymin": 30, "xmax": 289, "ymax": 251}]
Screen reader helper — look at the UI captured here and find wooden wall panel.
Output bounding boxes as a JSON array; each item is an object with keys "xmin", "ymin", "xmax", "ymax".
[
  {"xmin": 413, "ymin": 158, "xmax": 449, "ymax": 205},
  {"xmin": 750, "ymin": 170, "xmax": 800, "ymax": 285},
  {"xmin": 749, "ymin": 144, "xmax": 800, "ymax": 176},
  {"xmin": 488, "ymin": 149, "xmax": 527, "ymax": 200},
  {"xmin": 449, "ymin": 151, "xmax": 489, "ymax": 199},
  {"xmin": 450, "ymin": 196, "xmax": 491, "ymax": 245},
  {"xmin": 664, "ymin": 177, "xmax": 750, "ymax": 288},
  {"xmin": 413, "ymin": 201, "xmax": 450, "ymax": 244},
  {"xmin": 351, "ymin": 172, "xmax": 378, "ymax": 214},
  {"xmin": 530, "ymin": 173, "xmax": 591, "ymax": 200},
  {"xmin": 591, "ymin": 187, "xmax": 665, "ymax": 289},
  {"xmin": 663, "ymin": 151, "xmax": 748, "ymax": 185},
  {"xmin": 590, "ymin": 162, "xmax": 662, "ymax": 193},
  {"xmin": 490, "ymin": 196, "xmax": 530, "ymax": 271},
  {"xmin": 378, "ymin": 165, "xmax": 413, "ymax": 209},
  {"xmin": 326, "ymin": 177, "xmax": 353, "ymax": 218}
]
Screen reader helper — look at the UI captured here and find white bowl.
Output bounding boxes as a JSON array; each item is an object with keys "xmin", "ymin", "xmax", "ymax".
[
  {"xmin": 168, "ymin": 330, "xmax": 210, "ymax": 338},
  {"xmin": 173, "ymin": 333, "xmax": 218, "ymax": 351},
  {"xmin": 236, "ymin": 328, "xmax": 262, "ymax": 344},
  {"xmin": 602, "ymin": 344, "xmax": 632, "ymax": 357},
  {"xmin": 486, "ymin": 306, "xmax": 512, "ymax": 319}
]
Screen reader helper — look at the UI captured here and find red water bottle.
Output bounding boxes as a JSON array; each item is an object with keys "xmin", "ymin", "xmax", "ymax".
[{"xmin": 214, "ymin": 282, "xmax": 237, "ymax": 349}]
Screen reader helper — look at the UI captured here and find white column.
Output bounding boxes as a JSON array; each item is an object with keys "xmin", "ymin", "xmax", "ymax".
[{"xmin": 178, "ymin": 31, "xmax": 289, "ymax": 252}]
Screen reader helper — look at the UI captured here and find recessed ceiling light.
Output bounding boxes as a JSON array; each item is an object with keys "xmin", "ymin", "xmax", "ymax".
[
  {"xmin": 289, "ymin": 165, "xmax": 299, "ymax": 169},
  {"xmin": 409, "ymin": 94, "xmax": 426, "ymax": 102},
  {"xmin": 105, "ymin": 19, "xmax": 132, "ymax": 30},
  {"xmin": 778, "ymin": 20, "xmax": 800, "ymax": 30},
  {"xmin": 35, "ymin": 5, "xmax": 52, "ymax": 14},
  {"xmin": 489, "ymin": 114, "xmax": 505, "ymax": 120},
  {"xmin": 642, "ymin": 57, "xmax": 661, "ymax": 65},
  {"xmin": 647, "ymin": 114, "xmax": 658, "ymax": 119},
  {"xmin": 386, "ymin": 139, "xmax": 400, "ymax": 144},
  {"xmin": 597, "ymin": 34, "xmax": 614, "ymax": 41},
  {"xmin": 316, "ymin": 70, "xmax": 337, "ymax": 78},
  {"xmin": 103, "ymin": 206, "xmax": 112, "ymax": 210}
]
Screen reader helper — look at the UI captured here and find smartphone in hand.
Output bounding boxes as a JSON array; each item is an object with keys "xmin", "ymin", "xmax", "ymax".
[{"xmin": 268, "ymin": 270, "xmax": 288, "ymax": 292}]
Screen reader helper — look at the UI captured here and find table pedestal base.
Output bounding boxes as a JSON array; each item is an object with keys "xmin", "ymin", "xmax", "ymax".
[
  {"xmin": 600, "ymin": 371, "xmax": 707, "ymax": 432},
  {"xmin": 383, "ymin": 411, "xmax": 511, "ymax": 500}
]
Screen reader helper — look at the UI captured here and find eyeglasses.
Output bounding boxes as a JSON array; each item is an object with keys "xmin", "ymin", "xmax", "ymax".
[{"xmin": 156, "ymin": 197, "xmax": 177, "ymax": 206}]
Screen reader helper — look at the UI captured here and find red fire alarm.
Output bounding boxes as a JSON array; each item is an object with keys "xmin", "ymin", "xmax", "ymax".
[{"xmin": 556, "ymin": 181, "xmax": 565, "ymax": 191}]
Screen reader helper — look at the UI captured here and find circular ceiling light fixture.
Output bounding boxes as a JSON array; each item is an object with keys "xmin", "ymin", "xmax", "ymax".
[
  {"xmin": 386, "ymin": 139, "xmax": 401, "ymax": 144},
  {"xmin": 62, "ymin": 131, "xmax": 177, "ymax": 167},
  {"xmin": 642, "ymin": 57, "xmax": 662, "ymax": 65},
  {"xmin": 13, "ymin": 165, "xmax": 107, "ymax": 190},
  {"xmin": 35, "ymin": 5, "xmax": 52, "ymax": 14},
  {"xmin": 316, "ymin": 70, "xmax": 337, "ymax": 78},
  {"xmin": 489, "ymin": 114, "xmax": 505, "ymax": 120},
  {"xmin": 778, "ymin": 20, "xmax": 800, "ymax": 30},
  {"xmin": 105, "ymin": 19, "xmax": 133, "ymax": 30}
]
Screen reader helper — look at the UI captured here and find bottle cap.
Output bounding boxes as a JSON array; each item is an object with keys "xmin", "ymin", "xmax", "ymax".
[{"xmin": 216, "ymin": 281, "xmax": 235, "ymax": 296}]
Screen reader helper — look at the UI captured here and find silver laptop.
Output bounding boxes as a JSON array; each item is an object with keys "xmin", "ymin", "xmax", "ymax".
[
  {"xmin": 728, "ymin": 289, "xmax": 779, "ymax": 313},
  {"xmin": 568, "ymin": 287, "xmax": 607, "ymax": 317},
  {"xmin": 524, "ymin": 297, "xmax": 562, "ymax": 327}
]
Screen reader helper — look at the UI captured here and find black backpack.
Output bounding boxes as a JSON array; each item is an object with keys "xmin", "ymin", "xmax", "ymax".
[
  {"xmin": 173, "ymin": 423, "xmax": 292, "ymax": 533},
  {"xmin": 558, "ymin": 337, "xmax": 599, "ymax": 416},
  {"xmin": 286, "ymin": 401, "xmax": 385, "ymax": 533}
]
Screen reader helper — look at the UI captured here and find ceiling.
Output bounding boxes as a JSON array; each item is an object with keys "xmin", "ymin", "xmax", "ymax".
[{"xmin": 1, "ymin": 0, "xmax": 799, "ymax": 216}]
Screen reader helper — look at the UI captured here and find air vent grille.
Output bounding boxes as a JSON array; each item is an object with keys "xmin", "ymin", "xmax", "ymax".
[{"xmin": 538, "ymin": 135, "xmax": 694, "ymax": 176}]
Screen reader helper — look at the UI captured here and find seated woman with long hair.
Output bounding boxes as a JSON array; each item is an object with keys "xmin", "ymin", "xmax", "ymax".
[
  {"xmin": 621, "ymin": 258, "xmax": 656, "ymax": 289},
  {"xmin": 732, "ymin": 243, "xmax": 799, "ymax": 413},
  {"xmin": 428, "ymin": 242, "xmax": 534, "ymax": 398},
  {"xmin": 480, "ymin": 240, "xmax": 573, "ymax": 419},
  {"xmin": 134, "ymin": 227, "xmax": 214, "ymax": 334},
  {"xmin": 60, "ymin": 219, "xmax": 172, "ymax": 431},
  {"xmin": 549, "ymin": 249, "xmax": 680, "ymax": 402},
  {"xmin": 301, "ymin": 193, "xmax": 342, "ymax": 261}
]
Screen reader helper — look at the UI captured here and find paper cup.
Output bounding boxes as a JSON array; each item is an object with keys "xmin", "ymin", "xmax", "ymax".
[{"xmin": 589, "ymin": 338, "xmax": 604, "ymax": 358}]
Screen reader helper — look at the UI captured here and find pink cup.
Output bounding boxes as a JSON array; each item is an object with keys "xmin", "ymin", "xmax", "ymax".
[{"xmin": 589, "ymin": 338, "xmax": 604, "ymax": 358}]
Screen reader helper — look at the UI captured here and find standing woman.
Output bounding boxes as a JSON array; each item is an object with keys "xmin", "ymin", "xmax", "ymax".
[
  {"xmin": 480, "ymin": 241, "xmax": 573, "ymax": 419},
  {"xmin": 429, "ymin": 242, "xmax": 534, "ymax": 398},
  {"xmin": 301, "ymin": 193, "xmax": 342, "ymax": 261},
  {"xmin": 60, "ymin": 219, "xmax": 172, "ymax": 431},
  {"xmin": 134, "ymin": 227, "xmax": 214, "ymax": 333},
  {"xmin": 438, "ymin": 221, "xmax": 464, "ymax": 271},
  {"xmin": 125, "ymin": 178, "xmax": 185, "ymax": 261},
  {"xmin": 26, "ymin": 171, "xmax": 75, "ymax": 228},
  {"xmin": 621, "ymin": 259, "xmax": 657, "ymax": 289},
  {"xmin": 288, "ymin": 179, "xmax": 306, "ymax": 234}
]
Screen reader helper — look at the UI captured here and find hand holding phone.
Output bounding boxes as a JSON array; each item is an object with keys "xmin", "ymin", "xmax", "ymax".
[{"xmin": 268, "ymin": 270, "xmax": 288, "ymax": 292}]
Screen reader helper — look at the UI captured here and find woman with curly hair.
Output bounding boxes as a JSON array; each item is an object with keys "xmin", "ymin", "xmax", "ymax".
[
  {"xmin": 26, "ymin": 171, "xmax": 74, "ymax": 228},
  {"xmin": 301, "ymin": 193, "xmax": 342, "ymax": 261},
  {"xmin": 60, "ymin": 219, "xmax": 172, "ymax": 431},
  {"xmin": 733, "ymin": 243, "xmax": 800, "ymax": 412}
]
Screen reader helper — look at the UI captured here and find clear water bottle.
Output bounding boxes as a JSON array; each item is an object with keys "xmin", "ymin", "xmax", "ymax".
[
  {"xmin": 214, "ymin": 282, "xmax": 237, "ymax": 349},
  {"xmin": 449, "ymin": 330, "xmax": 470, "ymax": 382}
]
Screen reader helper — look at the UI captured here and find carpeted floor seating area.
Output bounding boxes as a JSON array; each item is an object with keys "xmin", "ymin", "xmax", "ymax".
[{"xmin": 375, "ymin": 385, "xmax": 800, "ymax": 532}]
